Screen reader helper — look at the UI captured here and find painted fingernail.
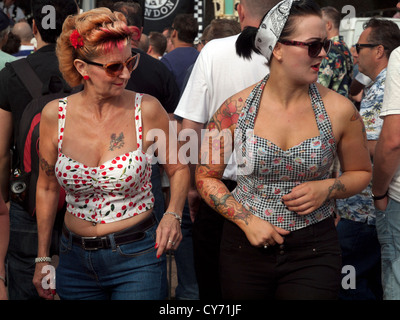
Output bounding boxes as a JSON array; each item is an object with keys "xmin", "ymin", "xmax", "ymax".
[
  {"xmin": 157, "ymin": 255, "xmax": 160, "ymax": 259},
  {"xmin": 155, "ymin": 243, "xmax": 158, "ymax": 249}
]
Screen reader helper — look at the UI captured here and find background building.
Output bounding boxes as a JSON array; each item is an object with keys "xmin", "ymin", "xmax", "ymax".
[{"xmin": 12, "ymin": 0, "xmax": 400, "ymax": 39}]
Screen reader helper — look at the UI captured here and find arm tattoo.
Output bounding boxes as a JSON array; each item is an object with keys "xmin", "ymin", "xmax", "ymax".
[
  {"xmin": 196, "ymin": 169, "xmax": 252, "ymax": 225},
  {"xmin": 350, "ymin": 107, "xmax": 366, "ymax": 135},
  {"xmin": 40, "ymin": 158, "xmax": 55, "ymax": 176},
  {"xmin": 196, "ymin": 96, "xmax": 251, "ymax": 224},
  {"xmin": 350, "ymin": 108, "xmax": 360, "ymax": 122},
  {"xmin": 350, "ymin": 106, "xmax": 368, "ymax": 148},
  {"xmin": 326, "ymin": 178, "xmax": 346, "ymax": 201},
  {"xmin": 109, "ymin": 132, "xmax": 125, "ymax": 151},
  {"xmin": 207, "ymin": 96, "xmax": 244, "ymax": 132}
]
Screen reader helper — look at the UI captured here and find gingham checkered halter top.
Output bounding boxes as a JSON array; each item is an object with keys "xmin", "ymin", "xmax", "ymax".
[{"xmin": 231, "ymin": 75, "xmax": 337, "ymax": 231}]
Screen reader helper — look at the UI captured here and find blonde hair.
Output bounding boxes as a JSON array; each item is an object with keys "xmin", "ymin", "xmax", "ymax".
[{"xmin": 57, "ymin": 7, "xmax": 139, "ymax": 86}]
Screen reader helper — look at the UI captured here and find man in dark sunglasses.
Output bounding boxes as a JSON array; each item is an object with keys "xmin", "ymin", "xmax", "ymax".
[
  {"xmin": 317, "ymin": 6, "xmax": 353, "ymax": 98},
  {"xmin": 336, "ymin": 17, "xmax": 400, "ymax": 300}
]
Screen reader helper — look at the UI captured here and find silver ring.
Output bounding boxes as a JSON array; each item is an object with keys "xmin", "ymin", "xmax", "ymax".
[
  {"xmin": 168, "ymin": 240, "xmax": 175, "ymax": 246},
  {"xmin": 264, "ymin": 244, "xmax": 268, "ymax": 249}
]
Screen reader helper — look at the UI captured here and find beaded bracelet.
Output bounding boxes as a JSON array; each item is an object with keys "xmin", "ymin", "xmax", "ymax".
[
  {"xmin": 163, "ymin": 211, "xmax": 182, "ymax": 225},
  {"xmin": 35, "ymin": 257, "xmax": 52, "ymax": 263}
]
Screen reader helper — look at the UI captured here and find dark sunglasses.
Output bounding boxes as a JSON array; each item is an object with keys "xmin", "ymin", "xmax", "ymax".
[
  {"xmin": 278, "ymin": 39, "xmax": 332, "ymax": 58},
  {"xmin": 355, "ymin": 43, "xmax": 382, "ymax": 54},
  {"xmin": 83, "ymin": 54, "xmax": 140, "ymax": 77}
]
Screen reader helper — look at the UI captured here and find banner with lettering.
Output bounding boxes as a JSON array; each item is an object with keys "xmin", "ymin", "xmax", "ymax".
[{"xmin": 143, "ymin": 0, "xmax": 195, "ymax": 33}]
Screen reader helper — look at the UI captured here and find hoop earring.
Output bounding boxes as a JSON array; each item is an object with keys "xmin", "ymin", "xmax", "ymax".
[{"xmin": 83, "ymin": 75, "xmax": 90, "ymax": 80}]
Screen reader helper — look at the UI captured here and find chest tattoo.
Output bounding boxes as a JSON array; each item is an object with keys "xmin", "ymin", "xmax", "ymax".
[{"xmin": 109, "ymin": 132, "xmax": 125, "ymax": 151}]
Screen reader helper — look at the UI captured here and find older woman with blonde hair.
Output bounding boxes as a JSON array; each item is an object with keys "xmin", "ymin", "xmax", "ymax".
[{"xmin": 32, "ymin": 7, "xmax": 189, "ymax": 300}]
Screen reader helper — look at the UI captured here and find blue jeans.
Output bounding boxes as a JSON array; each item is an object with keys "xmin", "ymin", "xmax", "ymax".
[
  {"xmin": 57, "ymin": 223, "xmax": 167, "ymax": 300},
  {"xmin": 337, "ymin": 218, "xmax": 382, "ymax": 300},
  {"xmin": 174, "ymin": 200, "xmax": 199, "ymax": 299},
  {"xmin": 376, "ymin": 197, "xmax": 400, "ymax": 300}
]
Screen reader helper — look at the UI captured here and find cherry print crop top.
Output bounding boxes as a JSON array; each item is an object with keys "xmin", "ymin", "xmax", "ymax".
[{"xmin": 55, "ymin": 94, "xmax": 154, "ymax": 224}]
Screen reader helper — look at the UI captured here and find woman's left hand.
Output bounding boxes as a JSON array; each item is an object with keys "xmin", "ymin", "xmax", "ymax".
[
  {"xmin": 155, "ymin": 214, "xmax": 182, "ymax": 258},
  {"xmin": 282, "ymin": 180, "xmax": 329, "ymax": 215}
]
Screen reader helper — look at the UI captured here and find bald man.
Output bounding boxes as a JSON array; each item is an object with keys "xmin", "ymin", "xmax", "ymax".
[{"xmin": 12, "ymin": 21, "xmax": 34, "ymax": 58}]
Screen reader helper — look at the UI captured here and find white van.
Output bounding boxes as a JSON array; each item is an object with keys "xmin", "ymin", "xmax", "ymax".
[{"xmin": 339, "ymin": 17, "xmax": 400, "ymax": 47}]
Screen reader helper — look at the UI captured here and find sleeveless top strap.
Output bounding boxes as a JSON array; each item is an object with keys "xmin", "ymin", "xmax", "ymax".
[
  {"xmin": 57, "ymin": 98, "xmax": 68, "ymax": 153},
  {"xmin": 134, "ymin": 93, "xmax": 144, "ymax": 150},
  {"xmin": 309, "ymin": 83, "xmax": 336, "ymax": 155},
  {"xmin": 237, "ymin": 76, "xmax": 268, "ymax": 131},
  {"xmin": 58, "ymin": 94, "xmax": 145, "ymax": 153},
  {"xmin": 237, "ymin": 75, "xmax": 336, "ymax": 157}
]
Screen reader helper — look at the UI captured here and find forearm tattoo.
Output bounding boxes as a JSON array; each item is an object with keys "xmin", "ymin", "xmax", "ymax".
[
  {"xmin": 40, "ymin": 158, "xmax": 55, "ymax": 176},
  {"xmin": 326, "ymin": 178, "xmax": 346, "ymax": 201},
  {"xmin": 109, "ymin": 132, "xmax": 125, "ymax": 151},
  {"xmin": 197, "ymin": 176, "xmax": 252, "ymax": 225}
]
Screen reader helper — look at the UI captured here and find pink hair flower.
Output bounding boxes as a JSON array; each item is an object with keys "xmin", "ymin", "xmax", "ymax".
[{"xmin": 70, "ymin": 30, "xmax": 84, "ymax": 49}]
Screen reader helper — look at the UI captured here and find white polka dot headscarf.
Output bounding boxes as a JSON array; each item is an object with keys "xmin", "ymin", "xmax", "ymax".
[{"xmin": 255, "ymin": 0, "xmax": 300, "ymax": 62}]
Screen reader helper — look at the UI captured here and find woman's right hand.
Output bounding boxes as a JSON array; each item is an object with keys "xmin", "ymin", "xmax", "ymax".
[
  {"xmin": 0, "ymin": 280, "xmax": 7, "ymax": 300},
  {"xmin": 33, "ymin": 263, "xmax": 55, "ymax": 300},
  {"xmin": 242, "ymin": 215, "xmax": 290, "ymax": 248}
]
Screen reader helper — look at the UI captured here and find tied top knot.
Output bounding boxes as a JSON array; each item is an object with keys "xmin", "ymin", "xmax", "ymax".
[
  {"xmin": 70, "ymin": 29, "xmax": 84, "ymax": 49},
  {"xmin": 255, "ymin": 0, "xmax": 300, "ymax": 62}
]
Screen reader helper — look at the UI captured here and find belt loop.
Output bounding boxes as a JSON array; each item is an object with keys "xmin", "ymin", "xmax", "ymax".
[{"xmin": 108, "ymin": 233, "xmax": 117, "ymax": 252}]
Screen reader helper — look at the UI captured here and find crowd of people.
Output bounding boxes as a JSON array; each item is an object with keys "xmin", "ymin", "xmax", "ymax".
[{"xmin": 1, "ymin": 0, "xmax": 400, "ymax": 301}]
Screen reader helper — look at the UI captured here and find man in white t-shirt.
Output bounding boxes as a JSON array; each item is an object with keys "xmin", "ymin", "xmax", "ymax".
[
  {"xmin": 174, "ymin": 0, "xmax": 280, "ymax": 299},
  {"xmin": 372, "ymin": 43, "xmax": 400, "ymax": 300}
]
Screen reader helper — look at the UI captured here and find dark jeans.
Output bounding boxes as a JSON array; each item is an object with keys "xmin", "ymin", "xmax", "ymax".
[
  {"xmin": 220, "ymin": 217, "xmax": 342, "ymax": 300},
  {"xmin": 7, "ymin": 202, "xmax": 61, "ymax": 300},
  {"xmin": 174, "ymin": 200, "xmax": 199, "ymax": 299},
  {"xmin": 337, "ymin": 218, "xmax": 382, "ymax": 300},
  {"xmin": 7, "ymin": 202, "xmax": 40, "ymax": 300}
]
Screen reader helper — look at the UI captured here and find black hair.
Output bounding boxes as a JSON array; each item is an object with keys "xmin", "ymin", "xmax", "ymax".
[
  {"xmin": 31, "ymin": 0, "xmax": 78, "ymax": 43},
  {"xmin": 236, "ymin": 0, "xmax": 322, "ymax": 59},
  {"xmin": 172, "ymin": 13, "xmax": 198, "ymax": 44}
]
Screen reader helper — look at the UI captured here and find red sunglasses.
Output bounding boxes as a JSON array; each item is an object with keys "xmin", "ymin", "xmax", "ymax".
[
  {"xmin": 83, "ymin": 54, "xmax": 140, "ymax": 77},
  {"xmin": 278, "ymin": 39, "xmax": 332, "ymax": 58}
]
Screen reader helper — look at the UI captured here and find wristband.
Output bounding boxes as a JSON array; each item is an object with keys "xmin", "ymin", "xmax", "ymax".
[
  {"xmin": 35, "ymin": 257, "xmax": 52, "ymax": 263},
  {"xmin": 372, "ymin": 191, "xmax": 388, "ymax": 201},
  {"xmin": 163, "ymin": 211, "xmax": 182, "ymax": 225}
]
